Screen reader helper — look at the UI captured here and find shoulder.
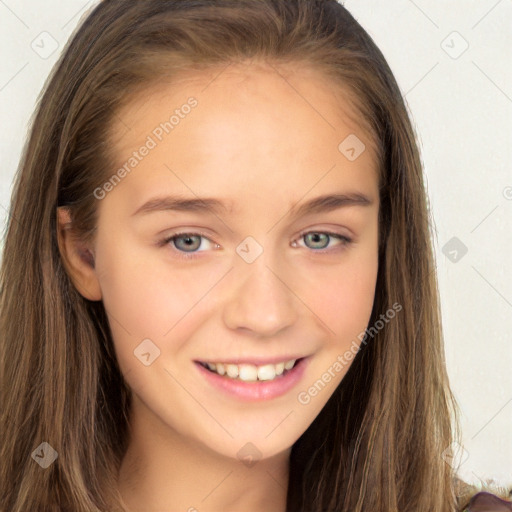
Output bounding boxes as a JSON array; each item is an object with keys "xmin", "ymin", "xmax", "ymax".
[
  {"xmin": 454, "ymin": 477, "xmax": 512, "ymax": 512},
  {"xmin": 463, "ymin": 491, "xmax": 512, "ymax": 511}
]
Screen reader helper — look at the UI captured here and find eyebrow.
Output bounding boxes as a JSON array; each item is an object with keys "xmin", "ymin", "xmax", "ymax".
[{"xmin": 131, "ymin": 192, "xmax": 374, "ymax": 218}]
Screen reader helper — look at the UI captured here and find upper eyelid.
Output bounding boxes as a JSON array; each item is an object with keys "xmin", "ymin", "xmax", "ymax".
[{"xmin": 296, "ymin": 228, "xmax": 351, "ymax": 240}]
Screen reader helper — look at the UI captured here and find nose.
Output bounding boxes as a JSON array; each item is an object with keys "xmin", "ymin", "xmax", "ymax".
[{"xmin": 222, "ymin": 250, "xmax": 298, "ymax": 338}]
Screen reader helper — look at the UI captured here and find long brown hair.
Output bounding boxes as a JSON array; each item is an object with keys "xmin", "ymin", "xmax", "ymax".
[{"xmin": 0, "ymin": 1, "xmax": 471, "ymax": 510}]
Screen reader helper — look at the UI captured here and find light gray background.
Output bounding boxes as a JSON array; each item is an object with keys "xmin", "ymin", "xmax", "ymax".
[{"xmin": 0, "ymin": 0, "xmax": 511, "ymax": 490}]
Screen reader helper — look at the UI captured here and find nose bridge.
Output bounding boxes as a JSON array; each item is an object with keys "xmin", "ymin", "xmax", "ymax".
[{"xmin": 222, "ymin": 242, "xmax": 297, "ymax": 336}]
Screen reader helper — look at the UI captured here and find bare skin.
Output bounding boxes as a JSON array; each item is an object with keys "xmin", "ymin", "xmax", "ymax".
[{"xmin": 57, "ymin": 60, "xmax": 380, "ymax": 512}]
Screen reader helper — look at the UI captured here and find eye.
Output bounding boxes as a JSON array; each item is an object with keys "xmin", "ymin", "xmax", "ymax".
[
  {"xmin": 159, "ymin": 231, "xmax": 218, "ymax": 260},
  {"xmin": 158, "ymin": 229, "xmax": 353, "ymax": 260},
  {"xmin": 292, "ymin": 230, "xmax": 353, "ymax": 253}
]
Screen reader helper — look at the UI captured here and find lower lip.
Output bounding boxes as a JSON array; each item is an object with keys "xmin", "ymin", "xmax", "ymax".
[{"xmin": 194, "ymin": 357, "xmax": 311, "ymax": 402}]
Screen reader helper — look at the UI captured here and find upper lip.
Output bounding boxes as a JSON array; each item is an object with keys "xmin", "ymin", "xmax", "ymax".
[{"xmin": 195, "ymin": 355, "xmax": 308, "ymax": 366}]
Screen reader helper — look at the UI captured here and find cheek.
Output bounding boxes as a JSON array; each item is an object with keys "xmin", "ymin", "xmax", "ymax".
[
  {"xmin": 95, "ymin": 238, "xmax": 224, "ymax": 341},
  {"xmin": 300, "ymin": 253, "xmax": 378, "ymax": 340}
]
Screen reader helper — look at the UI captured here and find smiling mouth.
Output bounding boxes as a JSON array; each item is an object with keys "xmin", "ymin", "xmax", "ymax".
[{"xmin": 197, "ymin": 358, "xmax": 303, "ymax": 382}]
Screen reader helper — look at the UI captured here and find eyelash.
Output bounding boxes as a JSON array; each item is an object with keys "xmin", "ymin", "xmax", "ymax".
[{"xmin": 158, "ymin": 230, "xmax": 353, "ymax": 260}]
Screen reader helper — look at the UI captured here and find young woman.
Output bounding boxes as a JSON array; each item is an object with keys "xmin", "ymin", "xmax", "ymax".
[{"xmin": 1, "ymin": 1, "xmax": 510, "ymax": 511}]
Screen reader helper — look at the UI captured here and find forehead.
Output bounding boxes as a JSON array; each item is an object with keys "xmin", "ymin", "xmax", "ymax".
[
  {"xmin": 103, "ymin": 61, "xmax": 380, "ymax": 214},
  {"xmin": 108, "ymin": 60, "xmax": 380, "ymax": 166}
]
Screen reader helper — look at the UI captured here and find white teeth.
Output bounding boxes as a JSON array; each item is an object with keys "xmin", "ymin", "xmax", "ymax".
[
  {"xmin": 257, "ymin": 364, "xmax": 276, "ymax": 381},
  {"xmin": 284, "ymin": 360, "xmax": 295, "ymax": 370},
  {"xmin": 226, "ymin": 364, "xmax": 239, "ymax": 378},
  {"xmin": 239, "ymin": 364, "xmax": 258, "ymax": 381},
  {"xmin": 202, "ymin": 359, "xmax": 297, "ymax": 381}
]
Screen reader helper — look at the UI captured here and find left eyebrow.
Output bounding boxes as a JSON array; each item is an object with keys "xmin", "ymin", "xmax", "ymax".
[{"xmin": 288, "ymin": 192, "xmax": 375, "ymax": 218}]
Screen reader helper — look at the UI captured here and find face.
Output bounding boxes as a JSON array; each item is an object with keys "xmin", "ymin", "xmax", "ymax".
[{"xmin": 84, "ymin": 62, "xmax": 380, "ymax": 461}]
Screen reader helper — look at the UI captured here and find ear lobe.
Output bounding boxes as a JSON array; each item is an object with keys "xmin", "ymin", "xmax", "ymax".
[{"xmin": 56, "ymin": 207, "xmax": 102, "ymax": 302}]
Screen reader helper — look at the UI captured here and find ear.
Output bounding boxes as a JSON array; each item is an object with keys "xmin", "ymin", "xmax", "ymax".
[{"xmin": 56, "ymin": 207, "xmax": 102, "ymax": 301}]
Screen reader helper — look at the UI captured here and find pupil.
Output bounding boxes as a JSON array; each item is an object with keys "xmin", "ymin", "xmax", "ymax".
[
  {"xmin": 178, "ymin": 235, "xmax": 199, "ymax": 250},
  {"xmin": 307, "ymin": 233, "xmax": 327, "ymax": 249}
]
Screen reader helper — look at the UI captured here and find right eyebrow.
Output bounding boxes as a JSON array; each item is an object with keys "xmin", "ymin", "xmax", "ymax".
[{"xmin": 132, "ymin": 196, "xmax": 234, "ymax": 217}]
